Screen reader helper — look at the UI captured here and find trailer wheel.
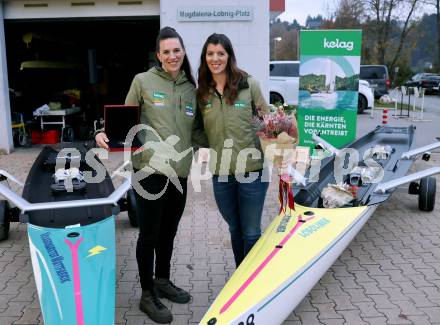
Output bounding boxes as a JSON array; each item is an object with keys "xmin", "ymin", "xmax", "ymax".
[
  {"xmin": 126, "ymin": 189, "xmax": 139, "ymax": 227},
  {"xmin": 419, "ymin": 177, "xmax": 436, "ymax": 211},
  {"xmin": 0, "ymin": 201, "xmax": 10, "ymax": 241}
]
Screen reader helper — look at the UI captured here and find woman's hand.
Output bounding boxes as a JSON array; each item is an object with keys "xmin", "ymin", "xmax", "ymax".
[
  {"xmin": 95, "ymin": 132, "xmax": 109, "ymax": 150},
  {"xmin": 277, "ymin": 149, "xmax": 296, "ymax": 182}
]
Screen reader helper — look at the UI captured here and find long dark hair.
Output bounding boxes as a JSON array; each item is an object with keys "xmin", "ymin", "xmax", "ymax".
[
  {"xmin": 197, "ymin": 33, "xmax": 247, "ymax": 105},
  {"xmin": 156, "ymin": 26, "xmax": 195, "ymax": 86}
]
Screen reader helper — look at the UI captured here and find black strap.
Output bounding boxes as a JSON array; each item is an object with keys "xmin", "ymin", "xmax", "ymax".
[
  {"xmin": 251, "ymin": 99, "xmax": 258, "ymax": 116},
  {"xmin": 248, "ymin": 77, "xmax": 259, "ymax": 117}
]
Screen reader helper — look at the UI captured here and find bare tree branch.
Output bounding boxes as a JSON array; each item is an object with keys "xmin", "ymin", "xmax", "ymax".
[{"xmin": 390, "ymin": 0, "xmax": 419, "ymax": 69}]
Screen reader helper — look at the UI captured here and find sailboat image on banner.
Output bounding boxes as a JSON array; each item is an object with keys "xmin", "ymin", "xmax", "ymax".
[{"xmin": 310, "ymin": 58, "xmax": 338, "ymax": 109}]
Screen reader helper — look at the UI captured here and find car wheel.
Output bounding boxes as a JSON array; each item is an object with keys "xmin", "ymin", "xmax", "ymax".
[
  {"xmin": 358, "ymin": 94, "xmax": 367, "ymax": 114},
  {"xmin": 270, "ymin": 92, "xmax": 284, "ymax": 106}
]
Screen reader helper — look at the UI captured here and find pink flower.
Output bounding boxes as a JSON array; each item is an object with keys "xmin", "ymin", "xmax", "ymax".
[{"xmin": 252, "ymin": 107, "xmax": 297, "ymax": 139}]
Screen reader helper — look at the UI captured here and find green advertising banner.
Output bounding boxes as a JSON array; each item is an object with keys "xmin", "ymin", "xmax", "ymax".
[{"xmin": 298, "ymin": 30, "xmax": 362, "ymax": 149}]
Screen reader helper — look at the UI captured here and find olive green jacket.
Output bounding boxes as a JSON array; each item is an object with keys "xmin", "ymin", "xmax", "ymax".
[
  {"xmin": 126, "ymin": 66, "xmax": 204, "ymax": 178},
  {"xmin": 199, "ymin": 76, "xmax": 268, "ymax": 176}
]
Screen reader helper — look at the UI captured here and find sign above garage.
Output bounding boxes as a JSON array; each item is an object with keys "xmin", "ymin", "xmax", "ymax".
[{"xmin": 177, "ymin": 6, "xmax": 253, "ymax": 22}]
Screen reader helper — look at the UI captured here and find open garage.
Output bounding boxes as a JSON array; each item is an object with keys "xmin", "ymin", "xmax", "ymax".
[
  {"xmin": 0, "ymin": 0, "xmax": 270, "ymax": 152},
  {"xmin": 5, "ymin": 16, "xmax": 159, "ymax": 140}
]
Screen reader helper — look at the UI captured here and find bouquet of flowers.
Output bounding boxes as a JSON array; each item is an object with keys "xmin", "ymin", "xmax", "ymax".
[{"xmin": 253, "ymin": 106, "xmax": 299, "ymax": 164}]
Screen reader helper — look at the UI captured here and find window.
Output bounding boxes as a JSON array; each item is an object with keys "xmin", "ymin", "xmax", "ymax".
[
  {"xmin": 360, "ymin": 66, "xmax": 386, "ymax": 79},
  {"xmin": 270, "ymin": 63, "xmax": 299, "ymax": 77},
  {"xmin": 270, "ymin": 64, "xmax": 285, "ymax": 76},
  {"xmin": 285, "ymin": 63, "xmax": 299, "ymax": 77}
]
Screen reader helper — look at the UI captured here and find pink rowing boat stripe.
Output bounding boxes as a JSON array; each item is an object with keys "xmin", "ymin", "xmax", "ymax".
[
  {"xmin": 219, "ymin": 214, "xmax": 315, "ymax": 314},
  {"xmin": 65, "ymin": 237, "xmax": 85, "ymax": 325}
]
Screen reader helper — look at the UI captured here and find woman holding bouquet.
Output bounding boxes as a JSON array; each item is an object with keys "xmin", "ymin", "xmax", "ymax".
[{"xmin": 196, "ymin": 33, "xmax": 269, "ymax": 267}]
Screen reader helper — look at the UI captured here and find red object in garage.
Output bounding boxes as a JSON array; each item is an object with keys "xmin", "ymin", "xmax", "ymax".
[
  {"xmin": 41, "ymin": 130, "xmax": 61, "ymax": 144},
  {"xmin": 31, "ymin": 130, "xmax": 61, "ymax": 144}
]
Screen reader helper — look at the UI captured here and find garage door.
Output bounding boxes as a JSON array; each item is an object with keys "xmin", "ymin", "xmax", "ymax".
[{"xmin": 4, "ymin": 0, "xmax": 159, "ymax": 19}]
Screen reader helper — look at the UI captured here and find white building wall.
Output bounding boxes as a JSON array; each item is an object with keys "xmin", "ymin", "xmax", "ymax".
[
  {"xmin": 0, "ymin": 4, "xmax": 13, "ymax": 154},
  {"xmin": 160, "ymin": 0, "xmax": 270, "ymax": 101},
  {"xmin": 0, "ymin": 0, "xmax": 270, "ymax": 154}
]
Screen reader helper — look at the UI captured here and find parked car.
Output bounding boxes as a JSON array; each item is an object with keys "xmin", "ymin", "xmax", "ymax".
[
  {"xmin": 358, "ymin": 80, "xmax": 374, "ymax": 114},
  {"xmin": 359, "ymin": 65, "xmax": 390, "ymax": 99},
  {"xmin": 269, "ymin": 61, "xmax": 373, "ymax": 114},
  {"xmin": 269, "ymin": 60, "xmax": 299, "ymax": 105},
  {"xmin": 405, "ymin": 73, "xmax": 440, "ymax": 95}
]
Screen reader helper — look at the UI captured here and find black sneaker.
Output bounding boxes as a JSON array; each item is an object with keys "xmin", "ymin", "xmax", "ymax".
[
  {"xmin": 154, "ymin": 278, "xmax": 191, "ymax": 304},
  {"xmin": 139, "ymin": 289, "xmax": 173, "ymax": 324}
]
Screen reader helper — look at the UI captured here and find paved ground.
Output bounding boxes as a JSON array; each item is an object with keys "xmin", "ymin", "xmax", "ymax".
[{"xmin": 1, "ymin": 111, "xmax": 440, "ymax": 325}]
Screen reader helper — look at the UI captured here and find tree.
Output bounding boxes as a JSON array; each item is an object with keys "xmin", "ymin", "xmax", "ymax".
[
  {"xmin": 334, "ymin": 0, "xmax": 365, "ymax": 28},
  {"xmin": 305, "ymin": 15, "xmax": 325, "ymax": 29},
  {"xmin": 437, "ymin": 0, "xmax": 440, "ymax": 68},
  {"xmin": 270, "ymin": 20, "xmax": 300, "ymax": 60},
  {"xmin": 277, "ymin": 29, "xmax": 299, "ymax": 60},
  {"xmin": 409, "ymin": 14, "xmax": 437, "ymax": 70},
  {"xmin": 364, "ymin": 0, "xmax": 420, "ymax": 70},
  {"xmin": 423, "ymin": 0, "xmax": 440, "ymax": 68}
]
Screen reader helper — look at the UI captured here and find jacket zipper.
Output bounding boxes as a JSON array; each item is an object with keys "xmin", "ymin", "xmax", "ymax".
[
  {"xmin": 174, "ymin": 81, "xmax": 179, "ymax": 110},
  {"xmin": 217, "ymin": 92, "xmax": 227, "ymax": 147}
]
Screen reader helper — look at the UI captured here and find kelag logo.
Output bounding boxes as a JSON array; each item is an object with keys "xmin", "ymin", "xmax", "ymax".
[{"xmin": 323, "ymin": 37, "xmax": 354, "ymax": 51}]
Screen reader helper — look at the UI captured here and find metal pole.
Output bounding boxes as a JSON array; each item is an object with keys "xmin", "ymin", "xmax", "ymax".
[{"xmin": 0, "ymin": 6, "xmax": 13, "ymax": 154}]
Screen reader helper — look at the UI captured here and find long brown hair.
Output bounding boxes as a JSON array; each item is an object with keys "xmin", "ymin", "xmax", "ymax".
[
  {"xmin": 156, "ymin": 27, "xmax": 195, "ymax": 86},
  {"xmin": 197, "ymin": 33, "xmax": 247, "ymax": 105}
]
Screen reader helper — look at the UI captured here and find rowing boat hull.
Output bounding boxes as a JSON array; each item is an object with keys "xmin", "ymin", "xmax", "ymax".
[
  {"xmin": 22, "ymin": 146, "xmax": 117, "ymax": 325},
  {"xmin": 28, "ymin": 216, "xmax": 116, "ymax": 325},
  {"xmin": 200, "ymin": 203, "xmax": 377, "ymax": 325}
]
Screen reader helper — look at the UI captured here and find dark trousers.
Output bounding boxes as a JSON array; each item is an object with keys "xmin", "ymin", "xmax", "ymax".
[{"xmin": 133, "ymin": 174, "xmax": 187, "ymax": 290}]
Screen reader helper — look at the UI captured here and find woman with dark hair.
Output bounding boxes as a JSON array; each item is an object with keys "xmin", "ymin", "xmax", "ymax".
[
  {"xmin": 197, "ymin": 33, "xmax": 269, "ymax": 267},
  {"xmin": 96, "ymin": 26, "xmax": 205, "ymax": 324}
]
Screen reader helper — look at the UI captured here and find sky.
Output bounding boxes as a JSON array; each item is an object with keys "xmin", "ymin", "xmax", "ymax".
[{"xmin": 277, "ymin": 0, "xmax": 332, "ymax": 25}]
